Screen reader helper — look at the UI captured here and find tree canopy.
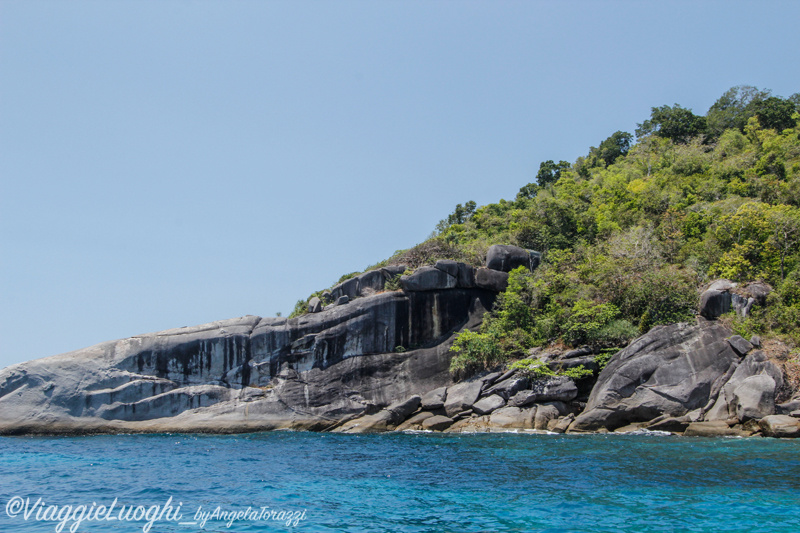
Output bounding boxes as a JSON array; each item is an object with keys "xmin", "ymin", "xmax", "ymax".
[
  {"xmin": 292, "ymin": 86, "xmax": 800, "ymax": 369},
  {"xmin": 636, "ymin": 104, "xmax": 707, "ymax": 143}
]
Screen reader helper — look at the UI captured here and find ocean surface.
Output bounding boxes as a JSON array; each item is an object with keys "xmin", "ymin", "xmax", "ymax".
[{"xmin": 1, "ymin": 431, "xmax": 799, "ymax": 533}]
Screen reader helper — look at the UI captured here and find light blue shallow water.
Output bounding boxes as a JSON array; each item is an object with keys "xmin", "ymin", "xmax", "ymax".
[{"xmin": 1, "ymin": 431, "xmax": 799, "ymax": 532}]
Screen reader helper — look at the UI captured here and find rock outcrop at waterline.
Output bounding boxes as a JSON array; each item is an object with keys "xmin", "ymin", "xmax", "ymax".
[
  {"xmin": 568, "ymin": 319, "xmax": 784, "ymax": 432},
  {"xmin": 0, "ymin": 254, "xmax": 511, "ymax": 435},
  {"xmin": 1, "ymin": 244, "xmax": 798, "ymax": 438}
]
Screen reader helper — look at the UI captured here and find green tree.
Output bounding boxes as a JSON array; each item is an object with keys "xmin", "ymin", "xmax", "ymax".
[
  {"xmin": 435, "ymin": 201, "xmax": 477, "ymax": 234},
  {"xmin": 767, "ymin": 205, "xmax": 800, "ymax": 280},
  {"xmin": 593, "ymin": 131, "xmax": 633, "ymax": 166},
  {"xmin": 517, "ymin": 182, "xmax": 538, "ymax": 200},
  {"xmin": 752, "ymin": 96, "xmax": 797, "ymax": 132},
  {"xmin": 706, "ymin": 85, "xmax": 771, "ymax": 138},
  {"xmin": 636, "ymin": 104, "xmax": 707, "ymax": 144},
  {"xmin": 536, "ymin": 160, "xmax": 570, "ymax": 186}
]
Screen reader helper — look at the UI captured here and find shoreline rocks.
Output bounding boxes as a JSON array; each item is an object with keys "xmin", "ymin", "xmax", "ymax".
[{"xmin": 1, "ymin": 257, "xmax": 796, "ymax": 439}]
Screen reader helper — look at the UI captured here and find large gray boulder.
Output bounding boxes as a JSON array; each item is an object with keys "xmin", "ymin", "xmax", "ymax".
[
  {"xmin": 455, "ymin": 263, "xmax": 476, "ymax": 288},
  {"xmin": 570, "ymin": 320, "xmax": 743, "ymax": 432},
  {"xmin": 484, "ymin": 376, "xmax": 529, "ymax": 400},
  {"xmin": 400, "ymin": 266, "xmax": 457, "ymax": 291},
  {"xmin": 485, "ymin": 245, "xmax": 541, "ymax": 273},
  {"xmin": 489, "ymin": 406, "xmax": 536, "ymax": 429},
  {"xmin": 328, "ymin": 266, "xmax": 409, "ymax": 302},
  {"xmin": 422, "ymin": 415, "xmax": 455, "ymax": 431},
  {"xmin": 699, "ymin": 289, "xmax": 732, "ymax": 319},
  {"xmin": 433, "ymin": 260, "xmax": 459, "ymax": 278},
  {"xmin": 335, "ymin": 395, "xmax": 421, "ymax": 433},
  {"xmin": 733, "ymin": 375, "xmax": 776, "ymax": 422},
  {"xmin": 443, "ymin": 380, "xmax": 484, "ymax": 417},
  {"xmin": 395, "ymin": 411, "xmax": 436, "ymax": 431},
  {"xmin": 759, "ymin": 415, "xmax": 800, "ymax": 438},
  {"xmin": 508, "ymin": 376, "xmax": 578, "ymax": 406},
  {"xmin": 727, "ymin": 335, "xmax": 754, "ymax": 356},
  {"xmin": 308, "ymin": 297, "xmax": 323, "ymax": 313},
  {"xmin": 421, "ymin": 386, "xmax": 448, "ymax": 410},
  {"xmin": 534, "ymin": 402, "xmax": 568, "ymax": 430},
  {"xmin": 704, "ymin": 349, "xmax": 783, "ymax": 422},
  {"xmin": 474, "ymin": 268, "xmax": 509, "ymax": 292},
  {"xmin": 472, "ymin": 394, "xmax": 506, "ymax": 415},
  {"xmin": 698, "ymin": 280, "xmax": 772, "ymax": 319}
]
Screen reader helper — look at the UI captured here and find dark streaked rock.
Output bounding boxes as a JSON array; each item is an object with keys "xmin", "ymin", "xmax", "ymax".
[
  {"xmin": 400, "ymin": 266, "xmax": 457, "ymax": 291},
  {"xmin": 475, "ymin": 267, "xmax": 509, "ymax": 292},
  {"xmin": 485, "ymin": 245, "xmax": 541, "ymax": 272}
]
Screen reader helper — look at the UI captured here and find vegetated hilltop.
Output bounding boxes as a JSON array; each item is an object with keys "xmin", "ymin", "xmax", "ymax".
[
  {"xmin": 292, "ymin": 85, "xmax": 800, "ymax": 376},
  {"xmin": 2, "ymin": 86, "xmax": 799, "ymax": 438}
]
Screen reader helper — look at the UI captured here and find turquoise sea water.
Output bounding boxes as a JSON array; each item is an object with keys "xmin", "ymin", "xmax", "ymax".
[{"xmin": 1, "ymin": 431, "xmax": 799, "ymax": 532}]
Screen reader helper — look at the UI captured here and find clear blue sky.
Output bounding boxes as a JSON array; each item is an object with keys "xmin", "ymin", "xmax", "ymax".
[{"xmin": 1, "ymin": 1, "xmax": 798, "ymax": 369}]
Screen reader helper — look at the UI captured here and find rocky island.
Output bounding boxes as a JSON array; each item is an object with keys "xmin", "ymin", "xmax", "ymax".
[
  {"xmin": 3, "ymin": 86, "xmax": 799, "ymax": 438},
  {"xmin": 1, "ymin": 244, "xmax": 798, "ymax": 438}
]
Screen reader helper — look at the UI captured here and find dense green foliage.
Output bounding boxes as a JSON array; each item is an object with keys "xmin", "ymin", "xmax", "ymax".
[
  {"xmin": 443, "ymin": 86, "xmax": 800, "ymax": 374},
  {"xmin": 510, "ymin": 358, "xmax": 593, "ymax": 380},
  {"xmin": 291, "ymin": 87, "xmax": 800, "ymax": 373}
]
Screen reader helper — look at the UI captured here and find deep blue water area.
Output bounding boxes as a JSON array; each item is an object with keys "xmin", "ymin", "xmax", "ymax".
[{"xmin": 1, "ymin": 431, "xmax": 799, "ymax": 532}]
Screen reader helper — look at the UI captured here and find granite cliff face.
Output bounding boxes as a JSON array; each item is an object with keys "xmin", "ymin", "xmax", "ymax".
[
  {"xmin": 1, "ymin": 244, "xmax": 797, "ymax": 437},
  {"xmin": 0, "ymin": 257, "xmax": 501, "ymax": 435}
]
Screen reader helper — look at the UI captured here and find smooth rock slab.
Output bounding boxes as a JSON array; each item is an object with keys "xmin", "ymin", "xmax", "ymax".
[
  {"xmin": 684, "ymin": 421, "xmax": 751, "ymax": 437},
  {"xmin": 759, "ymin": 415, "xmax": 800, "ymax": 438},
  {"xmin": 727, "ymin": 335, "xmax": 754, "ymax": 357},
  {"xmin": 489, "ymin": 406, "xmax": 536, "ymax": 429},
  {"xmin": 421, "ymin": 387, "xmax": 448, "ymax": 410},
  {"xmin": 444, "ymin": 380, "xmax": 484, "ymax": 417},
  {"xmin": 474, "ymin": 268, "xmax": 509, "ymax": 292},
  {"xmin": 733, "ymin": 375, "xmax": 776, "ymax": 422},
  {"xmin": 422, "ymin": 415, "xmax": 454, "ymax": 431},
  {"xmin": 484, "ymin": 377, "xmax": 529, "ymax": 400},
  {"xmin": 472, "ymin": 394, "xmax": 506, "ymax": 415}
]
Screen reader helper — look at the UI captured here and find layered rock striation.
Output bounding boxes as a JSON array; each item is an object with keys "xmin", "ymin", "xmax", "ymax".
[
  {"xmin": 0, "ymin": 251, "xmax": 527, "ymax": 435},
  {"xmin": 2, "ymin": 247, "xmax": 798, "ymax": 439}
]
